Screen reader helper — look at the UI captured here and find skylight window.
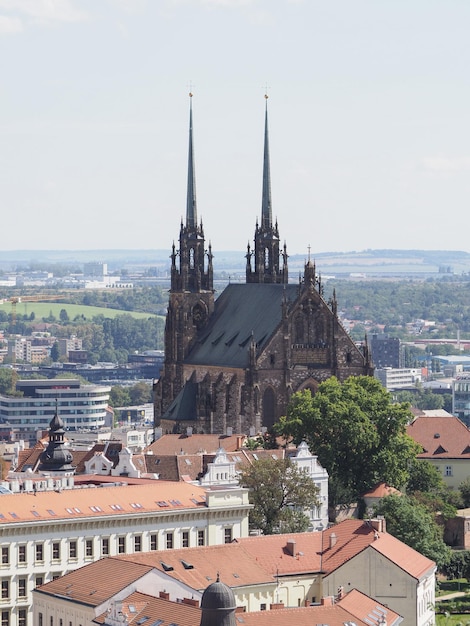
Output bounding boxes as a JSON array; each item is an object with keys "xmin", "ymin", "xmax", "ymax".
[
  {"xmin": 74, "ymin": 508, "xmax": 81, "ymax": 513},
  {"xmin": 47, "ymin": 509, "xmax": 56, "ymax": 516},
  {"xmin": 136, "ymin": 617, "xmax": 150, "ymax": 625},
  {"xmin": 31, "ymin": 511, "xmax": 40, "ymax": 517},
  {"xmin": 9, "ymin": 512, "xmax": 18, "ymax": 519},
  {"xmin": 156, "ymin": 501, "xmax": 169, "ymax": 507},
  {"xmin": 65, "ymin": 508, "xmax": 75, "ymax": 514}
]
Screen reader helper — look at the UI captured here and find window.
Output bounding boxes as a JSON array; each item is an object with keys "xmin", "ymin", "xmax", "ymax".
[
  {"xmin": 102, "ymin": 538, "xmax": 109, "ymax": 556},
  {"xmin": 36, "ymin": 543, "xmax": 44, "ymax": 562},
  {"xmin": 224, "ymin": 528, "xmax": 233, "ymax": 544},
  {"xmin": 52, "ymin": 542, "xmax": 60, "ymax": 560},
  {"xmin": 1, "ymin": 611, "xmax": 9, "ymax": 626},
  {"xmin": 18, "ymin": 610, "xmax": 26, "ymax": 626},
  {"xmin": 260, "ymin": 604, "xmax": 266, "ymax": 611},
  {"xmin": 18, "ymin": 545, "xmax": 26, "ymax": 564},
  {"xmin": 69, "ymin": 541, "xmax": 77, "ymax": 559},
  {"xmin": 165, "ymin": 532, "xmax": 174, "ymax": 549},
  {"xmin": 49, "ymin": 617, "xmax": 53, "ymax": 626},
  {"xmin": 197, "ymin": 530, "xmax": 205, "ymax": 546},
  {"xmin": 150, "ymin": 534, "xmax": 158, "ymax": 551},
  {"xmin": 85, "ymin": 540, "xmax": 93, "ymax": 558},
  {"xmin": 445, "ymin": 465, "xmax": 453, "ymax": 477},
  {"xmin": 182, "ymin": 531, "xmax": 189, "ymax": 548},
  {"xmin": 39, "ymin": 614, "xmax": 43, "ymax": 626},
  {"xmin": 1, "ymin": 547, "xmax": 8, "ymax": 565},
  {"xmin": 52, "ymin": 574, "xmax": 60, "ymax": 581},
  {"xmin": 118, "ymin": 536, "xmax": 126, "ymax": 554},
  {"xmin": 1, "ymin": 580, "xmax": 8, "ymax": 600},
  {"xmin": 35, "ymin": 576, "xmax": 43, "ymax": 588},
  {"xmin": 18, "ymin": 578, "xmax": 26, "ymax": 598},
  {"xmin": 134, "ymin": 536, "xmax": 142, "ymax": 553}
]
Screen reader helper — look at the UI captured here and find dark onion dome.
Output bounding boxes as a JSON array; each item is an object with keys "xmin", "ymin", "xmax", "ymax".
[
  {"xmin": 38, "ymin": 407, "xmax": 75, "ymax": 473},
  {"xmin": 200, "ymin": 574, "xmax": 236, "ymax": 626}
]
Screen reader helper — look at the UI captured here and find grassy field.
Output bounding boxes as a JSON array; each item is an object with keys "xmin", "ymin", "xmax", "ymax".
[
  {"xmin": 436, "ymin": 615, "xmax": 470, "ymax": 625},
  {"xmin": 0, "ymin": 301, "xmax": 158, "ymax": 321}
]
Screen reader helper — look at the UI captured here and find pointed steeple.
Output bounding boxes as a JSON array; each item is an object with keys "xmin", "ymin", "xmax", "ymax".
[
  {"xmin": 246, "ymin": 94, "xmax": 288, "ymax": 285},
  {"xmin": 261, "ymin": 94, "xmax": 272, "ymax": 230},
  {"xmin": 186, "ymin": 92, "xmax": 197, "ymax": 229}
]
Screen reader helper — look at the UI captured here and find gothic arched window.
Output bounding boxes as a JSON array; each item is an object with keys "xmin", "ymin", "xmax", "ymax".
[{"xmin": 262, "ymin": 387, "xmax": 276, "ymax": 428}]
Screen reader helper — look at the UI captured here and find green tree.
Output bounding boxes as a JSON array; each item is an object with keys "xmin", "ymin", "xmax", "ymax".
[
  {"xmin": 460, "ymin": 477, "xmax": 470, "ymax": 508},
  {"xmin": 276, "ymin": 377, "xmax": 419, "ymax": 508},
  {"xmin": 0, "ymin": 368, "xmax": 18, "ymax": 395},
  {"xmin": 374, "ymin": 494, "xmax": 452, "ymax": 570},
  {"xmin": 129, "ymin": 381, "xmax": 152, "ymax": 405},
  {"xmin": 407, "ymin": 460, "xmax": 446, "ymax": 494},
  {"xmin": 59, "ymin": 308, "xmax": 70, "ymax": 323},
  {"xmin": 108, "ymin": 386, "xmax": 131, "ymax": 408},
  {"xmin": 50, "ymin": 342, "xmax": 60, "ymax": 362},
  {"xmin": 239, "ymin": 457, "xmax": 320, "ymax": 535}
]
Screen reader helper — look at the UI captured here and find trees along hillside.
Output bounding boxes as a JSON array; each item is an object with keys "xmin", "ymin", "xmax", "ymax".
[
  {"xmin": 276, "ymin": 376, "xmax": 419, "ymax": 509},
  {"xmin": 239, "ymin": 457, "xmax": 320, "ymax": 535}
]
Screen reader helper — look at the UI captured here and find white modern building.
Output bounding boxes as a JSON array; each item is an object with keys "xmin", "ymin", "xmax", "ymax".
[
  {"xmin": 375, "ymin": 367, "xmax": 422, "ymax": 390},
  {"xmin": 0, "ymin": 378, "xmax": 111, "ymax": 443}
]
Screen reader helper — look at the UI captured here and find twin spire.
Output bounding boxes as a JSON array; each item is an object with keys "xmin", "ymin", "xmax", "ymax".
[{"xmin": 179, "ymin": 92, "xmax": 288, "ymax": 287}]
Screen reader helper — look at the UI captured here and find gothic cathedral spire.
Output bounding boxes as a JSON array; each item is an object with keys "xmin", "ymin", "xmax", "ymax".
[
  {"xmin": 246, "ymin": 94, "xmax": 288, "ymax": 284},
  {"xmin": 171, "ymin": 93, "xmax": 213, "ymax": 294}
]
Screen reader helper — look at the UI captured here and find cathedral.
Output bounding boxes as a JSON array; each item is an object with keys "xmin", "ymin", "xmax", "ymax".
[{"xmin": 154, "ymin": 95, "xmax": 373, "ymax": 435}]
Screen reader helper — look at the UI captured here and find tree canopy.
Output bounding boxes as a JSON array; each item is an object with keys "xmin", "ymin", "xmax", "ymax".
[
  {"xmin": 374, "ymin": 494, "xmax": 452, "ymax": 570},
  {"xmin": 276, "ymin": 376, "xmax": 419, "ymax": 507},
  {"xmin": 239, "ymin": 457, "xmax": 320, "ymax": 535}
]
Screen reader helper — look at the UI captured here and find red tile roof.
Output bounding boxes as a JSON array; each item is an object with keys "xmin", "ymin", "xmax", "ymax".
[
  {"xmin": 145, "ymin": 433, "xmax": 245, "ymax": 455},
  {"xmin": 406, "ymin": 415, "xmax": 470, "ymax": 459},
  {"xmin": 362, "ymin": 482, "xmax": 400, "ymax": 498},
  {"xmin": 94, "ymin": 590, "xmax": 201, "ymax": 625},
  {"xmin": 36, "ymin": 558, "xmax": 153, "ymax": 607},
  {"xmin": 0, "ymin": 481, "xmax": 208, "ymax": 524}
]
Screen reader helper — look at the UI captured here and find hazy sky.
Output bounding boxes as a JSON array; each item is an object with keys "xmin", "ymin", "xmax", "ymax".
[{"xmin": 1, "ymin": 0, "xmax": 470, "ymax": 255}]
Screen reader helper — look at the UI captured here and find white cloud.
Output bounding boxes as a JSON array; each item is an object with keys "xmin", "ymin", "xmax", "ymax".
[
  {"xmin": 0, "ymin": 14, "xmax": 23, "ymax": 33},
  {"xmin": 421, "ymin": 157, "xmax": 470, "ymax": 173},
  {"xmin": 0, "ymin": 0, "xmax": 88, "ymax": 24}
]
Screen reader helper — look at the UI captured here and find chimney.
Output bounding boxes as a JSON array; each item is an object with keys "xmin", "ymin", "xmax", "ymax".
[
  {"xmin": 370, "ymin": 517, "xmax": 386, "ymax": 534},
  {"xmin": 321, "ymin": 596, "xmax": 334, "ymax": 606},
  {"xmin": 329, "ymin": 532, "xmax": 337, "ymax": 549},
  {"xmin": 226, "ymin": 426, "xmax": 233, "ymax": 436},
  {"xmin": 182, "ymin": 597, "xmax": 199, "ymax": 607},
  {"xmin": 270, "ymin": 603, "xmax": 284, "ymax": 610},
  {"xmin": 286, "ymin": 540, "xmax": 296, "ymax": 557},
  {"xmin": 236, "ymin": 436, "xmax": 244, "ymax": 449},
  {"xmin": 159, "ymin": 591, "xmax": 170, "ymax": 600},
  {"xmin": 186, "ymin": 426, "xmax": 193, "ymax": 437}
]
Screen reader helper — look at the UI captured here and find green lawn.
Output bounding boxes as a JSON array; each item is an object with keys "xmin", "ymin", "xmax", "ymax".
[
  {"xmin": 436, "ymin": 615, "xmax": 470, "ymax": 625},
  {"xmin": 0, "ymin": 301, "xmax": 158, "ymax": 321}
]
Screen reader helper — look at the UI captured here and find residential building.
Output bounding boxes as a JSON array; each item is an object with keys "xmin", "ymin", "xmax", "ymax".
[
  {"xmin": 32, "ymin": 518, "xmax": 433, "ymax": 626},
  {"xmin": 154, "ymin": 96, "xmax": 373, "ymax": 435},
  {"xmin": 370, "ymin": 333, "xmax": 402, "ymax": 369},
  {"xmin": 375, "ymin": 367, "xmax": 422, "ymax": 390},
  {"xmin": 453, "ymin": 372, "xmax": 470, "ymax": 426},
  {"xmin": 0, "ymin": 378, "xmax": 111, "ymax": 443},
  {"xmin": 0, "ymin": 479, "xmax": 250, "ymax": 625},
  {"xmin": 406, "ymin": 412, "xmax": 470, "ymax": 488}
]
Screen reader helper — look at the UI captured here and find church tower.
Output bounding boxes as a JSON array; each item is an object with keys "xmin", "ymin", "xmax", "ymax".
[
  {"xmin": 246, "ymin": 96, "xmax": 288, "ymax": 284},
  {"xmin": 157, "ymin": 94, "xmax": 215, "ymax": 415}
]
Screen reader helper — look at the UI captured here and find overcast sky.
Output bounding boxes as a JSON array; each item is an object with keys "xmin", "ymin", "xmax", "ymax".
[{"xmin": 1, "ymin": 0, "xmax": 470, "ymax": 255}]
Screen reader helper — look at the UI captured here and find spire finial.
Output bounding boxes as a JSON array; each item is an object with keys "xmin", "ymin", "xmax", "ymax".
[
  {"xmin": 186, "ymin": 90, "xmax": 197, "ymax": 229},
  {"xmin": 261, "ymin": 91, "xmax": 272, "ymax": 230},
  {"xmin": 307, "ymin": 244, "xmax": 311, "ymax": 263}
]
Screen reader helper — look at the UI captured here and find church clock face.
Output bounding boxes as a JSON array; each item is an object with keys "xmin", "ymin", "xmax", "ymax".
[{"xmin": 192, "ymin": 304, "xmax": 206, "ymax": 329}]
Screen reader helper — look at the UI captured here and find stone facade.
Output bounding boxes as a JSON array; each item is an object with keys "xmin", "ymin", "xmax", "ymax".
[{"xmin": 154, "ymin": 98, "xmax": 373, "ymax": 435}]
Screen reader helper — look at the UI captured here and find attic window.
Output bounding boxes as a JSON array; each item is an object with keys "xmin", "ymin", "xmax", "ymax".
[
  {"xmin": 181, "ymin": 560, "xmax": 194, "ymax": 569},
  {"xmin": 31, "ymin": 510, "xmax": 40, "ymax": 517},
  {"xmin": 157, "ymin": 501, "xmax": 169, "ymax": 507},
  {"xmin": 211, "ymin": 332, "xmax": 225, "ymax": 346},
  {"xmin": 225, "ymin": 332, "xmax": 239, "ymax": 346},
  {"xmin": 47, "ymin": 509, "xmax": 56, "ymax": 516},
  {"xmin": 129, "ymin": 605, "xmax": 137, "ymax": 613},
  {"xmin": 136, "ymin": 618, "xmax": 150, "ymax": 625},
  {"xmin": 169, "ymin": 500, "xmax": 183, "ymax": 506},
  {"xmin": 161, "ymin": 562, "xmax": 174, "ymax": 572},
  {"xmin": 185, "ymin": 459, "xmax": 192, "ymax": 465},
  {"xmin": 434, "ymin": 433, "xmax": 441, "ymax": 438}
]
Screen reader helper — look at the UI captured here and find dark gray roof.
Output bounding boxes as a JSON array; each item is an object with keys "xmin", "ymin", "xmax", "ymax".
[
  {"xmin": 162, "ymin": 381, "xmax": 198, "ymax": 422},
  {"xmin": 185, "ymin": 283, "xmax": 299, "ymax": 368}
]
